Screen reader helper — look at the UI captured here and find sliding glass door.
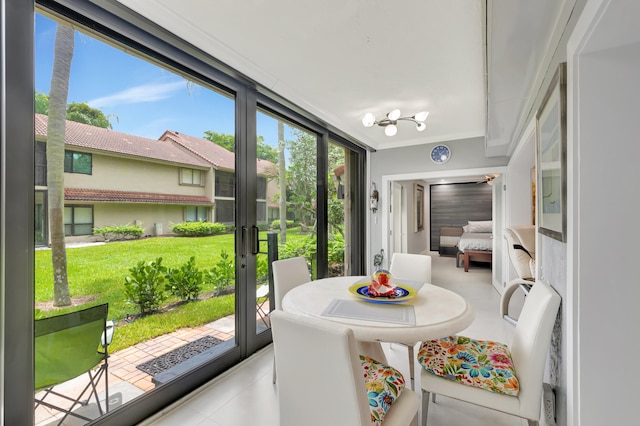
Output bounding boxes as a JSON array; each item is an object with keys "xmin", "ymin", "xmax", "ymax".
[{"xmin": 0, "ymin": 1, "xmax": 367, "ymax": 424}]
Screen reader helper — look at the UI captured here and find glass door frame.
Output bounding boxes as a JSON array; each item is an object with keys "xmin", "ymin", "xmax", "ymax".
[{"xmin": 1, "ymin": 1, "xmax": 368, "ymax": 423}]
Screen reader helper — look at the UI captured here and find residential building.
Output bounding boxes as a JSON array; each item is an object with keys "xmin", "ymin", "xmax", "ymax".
[{"xmin": 35, "ymin": 113, "xmax": 278, "ymax": 244}]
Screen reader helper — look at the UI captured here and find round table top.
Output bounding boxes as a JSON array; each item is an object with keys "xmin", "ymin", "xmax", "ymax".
[{"xmin": 281, "ymin": 275, "xmax": 474, "ymax": 345}]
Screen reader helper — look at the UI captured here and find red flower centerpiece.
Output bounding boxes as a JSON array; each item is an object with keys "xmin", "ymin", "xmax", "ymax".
[{"xmin": 369, "ymin": 269, "xmax": 397, "ymax": 297}]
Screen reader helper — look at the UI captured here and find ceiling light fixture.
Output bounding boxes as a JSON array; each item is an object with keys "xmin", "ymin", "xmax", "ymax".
[{"xmin": 362, "ymin": 109, "xmax": 429, "ymax": 136}]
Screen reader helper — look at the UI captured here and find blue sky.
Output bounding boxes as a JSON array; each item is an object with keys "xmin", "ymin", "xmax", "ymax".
[{"xmin": 35, "ymin": 13, "xmax": 285, "ymax": 148}]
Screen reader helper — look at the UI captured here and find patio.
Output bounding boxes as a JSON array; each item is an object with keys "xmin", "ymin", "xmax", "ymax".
[{"xmin": 35, "ymin": 313, "xmax": 238, "ymax": 426}]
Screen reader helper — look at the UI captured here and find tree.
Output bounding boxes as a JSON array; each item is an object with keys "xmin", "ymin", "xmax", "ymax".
[
  {"xmin": 286, "ymin": 129, "xmax": 317, "ymax": 231},
  {"xmin": 47, "ymin": 23, "xmax": 75, "ymax": 307},
  {"xmin": 203, "ymin": 130, "xmax": 234, "ymax": 151},
  {"xmin": 203, "ymin": 131, "xmax": 278, "ymax": 163},
  {"xmin": 328, "ymin": 145, "xmax": 346, "ymax": 237},
  {"xmin": 35, "ymin": 92, "xmax": 49, "ymax": 114},
  {"xmin": 35, "ymin": 92, "xmax": 113, "ymax": 129},
  {"xmin": 257, "ymin": 137, "xmax": 278, "ymax": 163},
  {"xmin": 66, "ymin": 101, "xmax": 113, "ymax": 128}
]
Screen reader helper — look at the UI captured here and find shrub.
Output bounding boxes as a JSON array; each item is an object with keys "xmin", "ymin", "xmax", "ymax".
[
  {"xmin": 93, "ymin": 224, "xmax": 144, "ymax": 241},
  {"xmin": 171, "ymin": 221, "xmax": 227, "ymax": 237},
  {"xmin": 279, "ymin": 237, "xmax": 316, "ymax": 266},
  {"xmin": 328, "ymin": 234, "xmax": 345, "ymax": 277},
  {"xmin": 165, "ymin": 256, "xmax": 203, "ymax": 301},
  {"xmin": 328, "ymin": 234, "xmax": 345, "ymax": 264},
  {"xmin": 270, "ymin": 219, "xmax": 295, "ymax": 229},
  {"xmin": 205, "ymin": 249, "xmax": 235, "ymax": 294},
  {"xmin": 257, "ymin": 222, "xmax": 271, "ymax": 232},
  {"xmin": 256, "ymin": 256, "xmax": 269, "ymax": 285},
  {"xmin": 124, "ymin": 257, "xmax": 167, "ymax": 315}
]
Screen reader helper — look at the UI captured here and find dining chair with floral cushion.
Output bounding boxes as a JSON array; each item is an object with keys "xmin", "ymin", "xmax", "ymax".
[
  {"xmin": 271, "ymin": 310, "xmax": 419, "ymax": 426},
  {"xmin": 418, "ymin": 280, "xmax": 560, "ymax": 426}
]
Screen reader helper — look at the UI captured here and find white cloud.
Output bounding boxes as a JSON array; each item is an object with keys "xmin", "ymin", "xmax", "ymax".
[{"xmin": 88, "ymin": 80, "xmax": 186, "ymax": 108}]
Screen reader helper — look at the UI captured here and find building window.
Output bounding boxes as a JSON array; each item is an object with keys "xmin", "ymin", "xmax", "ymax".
[
  {"xmin": 257, "ymin": 201, "xmax": 266, "ymax": 223},
  {"xmin": 257, "ymin": 177, "xmax": 266, "ymax": 200},
  {"xmin": 215, "ymin": 199, "xmax": 234, "ymax": 224},
  {"xmin": 180, "ymin": 168, "xmax": 203, "ymax": 186},
  {"xmin": 64, "ymin": 205, "xmax": 93, "ymax": 236},
  {"xmin": 64, "ymin": 150, "xmax": 92, "ymax": 174},
  {"xmin": 35, "ymin": 142, "xmax": 47, "ymax": 186},
  {"xmin": 215, "ymin": 171, "xmax": 234, "ymax": 197},
  {"xmin": 185, "ymin": 206, "xmax": 209, "ymax": 222}
]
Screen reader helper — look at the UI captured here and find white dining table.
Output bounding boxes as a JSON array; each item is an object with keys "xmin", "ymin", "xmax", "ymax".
[{"xmin": 281, "ymin": 275, "xmax": 474, "ymax": 388}]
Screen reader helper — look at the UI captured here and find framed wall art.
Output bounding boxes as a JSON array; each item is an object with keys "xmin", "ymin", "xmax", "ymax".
[
  {"xmin": 414, "ymin": 183, "xmax": 424, "ymax": 232},
  {"xmin": 536, "ymin": 62, "xmax": 567, "ymax": 242}
]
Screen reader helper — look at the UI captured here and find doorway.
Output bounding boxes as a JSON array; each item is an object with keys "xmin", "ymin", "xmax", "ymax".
[{"xmin": 383, "ymin": 167, "xmax": 506, "ymax": 281}]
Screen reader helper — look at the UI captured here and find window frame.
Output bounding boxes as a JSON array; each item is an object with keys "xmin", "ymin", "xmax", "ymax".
[
  {"xmin": 179, "ymin": 167, "xmax": 204, "ymax": 186},
  {"xmin": 185, "ymin": 205, "xmax": 209, "ymax": 222},
  {"xmin": 64, "ymin": 149, "xmax": 92, "ymax": 175},
  {"xmin": 64, "ymin": 204, "xmax": 94, "ymax": 236}
]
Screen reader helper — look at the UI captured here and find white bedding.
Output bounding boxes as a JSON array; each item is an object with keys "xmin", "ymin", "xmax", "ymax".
[{"xmin": 457, "ymin": 232, "xmax": 493, "ymax": 252}]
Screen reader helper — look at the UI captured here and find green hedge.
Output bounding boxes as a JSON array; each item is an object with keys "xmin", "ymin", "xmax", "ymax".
[
  {"xmin": 271, "ymin": 219, "xmax": 295, "ymax": 229},
  {"xmin": 171, "ymin": 221, "xmax": 228, "ymax": 237},
  {"xmin": 93, "ymin": 224, "xmax": 144, "ymax": 241}
]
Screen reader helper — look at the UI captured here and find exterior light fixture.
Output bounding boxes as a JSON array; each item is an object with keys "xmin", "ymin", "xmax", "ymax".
[{"xmin": 362, "ymin": 110, "xmax": 429, "ymax": 136}]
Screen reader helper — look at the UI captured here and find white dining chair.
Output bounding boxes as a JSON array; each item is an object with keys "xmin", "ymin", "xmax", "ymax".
[
  {"xmin": 418, "ymin": 280, "xmax": 561, "ymax": 426},
  {"xmin": 272, "ymin": 256, "xmax": 311, "ymax": 311},
  {"xmin": 271, "ymin": 256, "xmax": 311, "ymax": 383},
  {"xmin": 388, "ymin": 252, "xmax": 432, "ymax": 389},
  {"xmin": 389, "ymin": 253, "xmax": 432, "ymax": 284},
  {"xmin": 271, "ymin": 310, "xmax": 420, "ymax": 426}
]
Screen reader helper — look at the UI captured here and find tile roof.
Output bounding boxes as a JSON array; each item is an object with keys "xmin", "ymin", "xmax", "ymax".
[
  {"xmin": 161, "ymin": 130, "xmax": 278, "ymax": 175},
  {"xmin": 35, "ymin": 114, "xmax": 210, "ymax": 168},
  {"xmin": 161, "ymin": 130, "xmax": 234, "ymax": 170},
  {"xmin": 35, "ymin": 115, "xmax": 278, "ymax": 176},
  {"xmin": 65, "ymin": 188, "xmax": 212, "ymax": 205}
]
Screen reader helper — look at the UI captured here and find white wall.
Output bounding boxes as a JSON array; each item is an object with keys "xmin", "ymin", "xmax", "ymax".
[{"xmin": 568, "ymin": 1, "xmax": 640, "ymax": 423}]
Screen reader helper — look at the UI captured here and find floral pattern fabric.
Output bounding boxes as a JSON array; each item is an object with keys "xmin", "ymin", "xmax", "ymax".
[
  {"xmin": 417, "ymin": 335, "xmax": 520, "ymax": 396},
  {"xmin": 360, "ymin": 355, "xmax": 405, "ymax": 425}
]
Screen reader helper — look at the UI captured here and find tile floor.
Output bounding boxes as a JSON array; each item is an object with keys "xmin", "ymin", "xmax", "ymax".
[{"xmin": 139, "ymin": 253, "xmax": 535, "ymax": 426}]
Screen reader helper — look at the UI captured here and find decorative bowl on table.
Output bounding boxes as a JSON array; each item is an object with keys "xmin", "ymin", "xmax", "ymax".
[
  {"xmin": 348, "ymin": 270, "xmax": 417, "ymax": 304},
  {"xmin": 369, "ymin": 269, "xmax": 396, "ymax": 297}
]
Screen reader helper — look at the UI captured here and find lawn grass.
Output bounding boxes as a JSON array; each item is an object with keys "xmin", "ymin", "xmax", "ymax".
[{"xmin": 35, "ymin": 229, "xmax": 313, "ymax": 352}]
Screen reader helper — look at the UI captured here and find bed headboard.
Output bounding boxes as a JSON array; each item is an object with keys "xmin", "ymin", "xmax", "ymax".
[{"xmin": 440, "ymin": 227, "xmax": 464, "ymax": 237}]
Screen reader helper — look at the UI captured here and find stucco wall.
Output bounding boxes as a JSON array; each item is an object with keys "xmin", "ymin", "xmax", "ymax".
[{"xmin": 64, "ymin": 153, "xmax": 210, "ymax": 197}]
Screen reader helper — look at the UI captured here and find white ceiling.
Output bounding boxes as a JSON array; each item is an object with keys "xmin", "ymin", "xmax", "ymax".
[{"xmin": 115, "ymin": 0, "xmax": 566, "ymax": 157}]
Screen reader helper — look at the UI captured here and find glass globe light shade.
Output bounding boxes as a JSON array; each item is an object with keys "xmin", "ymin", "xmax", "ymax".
[
  {"xmin": 362, "ymin": 113, "xmax": 376, "ymax": 127},
  {"xmin": 385, "ymin": 124, "xmax": 398, "ymax": 136},
  {"xmin": 416, "ymin": 122, "xmax": 426, "ymax": 132},
  {"xmin": 414, "ymin": 111, "xmax": 429, "ymax": 122},
  {"xmin": 387, "ymin": 109, "xmax": 401, "ymax": 121}
]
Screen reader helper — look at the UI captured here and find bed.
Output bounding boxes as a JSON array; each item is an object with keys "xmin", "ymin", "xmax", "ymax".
[
  {"xmin": 439, "ymin": 227, "xmax": 464, "ymax": 256},
  {"xmin": 456, "ymin": 221, "xmax": 493, "ymax": 272}
]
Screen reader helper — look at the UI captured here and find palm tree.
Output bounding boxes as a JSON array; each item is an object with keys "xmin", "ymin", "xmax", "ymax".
[{"xmin": 47, "ymin": 22, "xmax": 74, "ymax": 306}]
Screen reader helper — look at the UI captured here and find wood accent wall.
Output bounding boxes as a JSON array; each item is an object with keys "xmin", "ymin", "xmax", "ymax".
[{"xmin": 430, "ymin": 182, "xmax": 492, "ymax": 251}]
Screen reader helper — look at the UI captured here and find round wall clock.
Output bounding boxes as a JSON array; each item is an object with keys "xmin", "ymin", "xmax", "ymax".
[{"xmin": 430, "ymin": 144, "xmax": 451, "ymax": 164}]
